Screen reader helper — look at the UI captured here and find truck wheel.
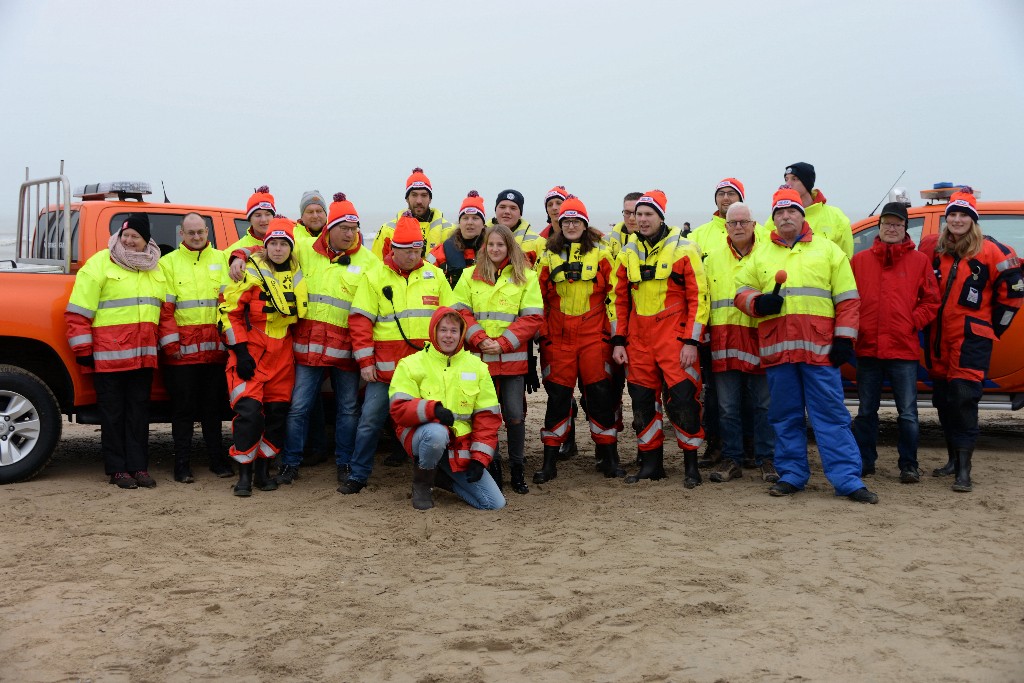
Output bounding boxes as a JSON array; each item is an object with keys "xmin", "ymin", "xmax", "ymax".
[{"xmin": 0, "ymin": 365, "xmax": 62, "ymax": 484}]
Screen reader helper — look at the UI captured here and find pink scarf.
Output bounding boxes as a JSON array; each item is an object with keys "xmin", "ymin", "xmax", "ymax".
[{"xmin": 107, "ymin": 232, "xmax": 161, "ymax": 272}]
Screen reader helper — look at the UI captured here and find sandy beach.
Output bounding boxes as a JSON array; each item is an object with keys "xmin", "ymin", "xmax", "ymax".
[{"xmin": 1, "ymin": 401, "xmax": 1022, "ymax": 682}]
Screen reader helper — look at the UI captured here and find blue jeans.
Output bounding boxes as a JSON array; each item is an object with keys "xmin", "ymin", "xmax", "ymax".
[
  {"xmin": 349, "ymin": 380, "xmax": 390, "ymax": 483},
  {"xmin": 282, "ymin": 365, "xmax": 360, "ymax": 468},
  {"xmin": 852, "ymin": 357, "xmax": 919, "ymax": 471},
  {"xmin": 766, "ymin": 363, "xmax": 864, "ymax": 496},
  {"xmin": 412, "ymin": 423, "xmax": 506, "ymax": 510},
  {"xmin": 715, "ymin": 370, "xmax": 774, "ymax": 465}
]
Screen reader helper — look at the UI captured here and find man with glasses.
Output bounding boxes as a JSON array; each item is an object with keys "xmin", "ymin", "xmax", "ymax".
[
  {"xmin": 704, "ymin": 203, "xmax": 778, "ymax": 484},
  {"xmin": 849, "ymin": 202, "xmax": 939, "ymax": 483},
  {"xmin": 607, "ymin": 191, "xmax": 642, "ymax": 259}
]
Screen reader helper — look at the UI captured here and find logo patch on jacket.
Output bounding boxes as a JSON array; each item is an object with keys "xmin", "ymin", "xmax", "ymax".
[{"xmin": 422, "ymin": 295, "xmax": 439, "ymax": 306}]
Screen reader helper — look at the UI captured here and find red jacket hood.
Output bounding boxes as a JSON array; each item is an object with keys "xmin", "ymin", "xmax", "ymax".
[
  {"xmin": 428, "ymin": 306, "xmax": 466, "ymax": 356},
  {"xmin": 870, "ymin": 235, "xmax": 916, "ymax": 268}
]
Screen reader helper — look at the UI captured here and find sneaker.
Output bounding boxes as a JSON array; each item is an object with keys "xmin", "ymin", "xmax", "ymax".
[
  {"xmin": 848, "ymin": 487, "xmax": 879, "ymax": 504},
  {"xmin": 337, "ymin": 464, "xmax": 351, "ymax": 483},
  {"xmin": 109, "ymin": 472, "xmax": 138, "ymax": 489},
  {"xmin": 899, "ymin": 467, "xmax": 921, "ymax": 484},
  {"xmin": 276, "ymin": 464, "xmax": 300, "ymax": 485},
  {"xmin": 709, "ymin": 460, "xmax": 742, "ymax": 483},
  {"xmin": 132, "ymin": 471, "xmax": 157, "ymax": 488},
  {"xmin": 759, "ymin": 461, "xmax": 780, "ymax": 483},
  {"xmin": 336, "ymin": 479, "xmax": 366, "ymax": 495},
  {"xmin": 768, "ymin": 481, "xmax": 800, "ymax": 497}
]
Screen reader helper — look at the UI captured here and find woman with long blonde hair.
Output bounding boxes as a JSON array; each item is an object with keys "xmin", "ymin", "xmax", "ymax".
[
  {"xmin": 920, "ymin": 189, "xmax": 1023, "ymax": 492},
  {"xmin": 451, "ymin": 223, "xmax": 543, "ymax": 494}
]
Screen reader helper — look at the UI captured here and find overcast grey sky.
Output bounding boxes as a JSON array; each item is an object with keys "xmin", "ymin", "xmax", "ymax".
[{"xmin": 1, "ymin": 0, "xmax": 1022, "ymax": 231}]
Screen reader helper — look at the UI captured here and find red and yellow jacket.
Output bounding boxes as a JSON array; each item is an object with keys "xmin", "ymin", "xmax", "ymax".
[
  {"xmin": 735, "ymin": 223, "xmax": 859, "ymax": 367},
  {"xmin": 451, "ymin": 262, "xmax": 543, "ymax": 376},
  {"xmin": 389, "ymin": 307, "xmax": 502, "ymax": 471},
  {"xmin": 704, "ymin": 236, "xmax": 764, "ymax": 373},
  {"xmin": 612, "ymin": 226, "xmax": 709, "ymax": 347},
  {"xmin": 690, "ymin": 213, "xmax": 769, "ymax": 258},
  {"xmin": 349, "ymin": 254, "xmax": 455, "ymax": 382},
  {"xmin": 537, "ymin": 241, "xmax": 617, "ymax": 346},
  {"xmin": 219, "ymin": 258, "xmax": 308, "ymax": 347},
  {"xmin": 372, "ymin": 208, "xmax": 455, "ymax": 260},
  {"xmin": 159, "ymin": 242, "xmax": 229, "ymax": 365},
  {"xmin": 850, "ymin": 237, "xmax": 940, "ymax": 360},
  {"xmin": 65, "ymin": 250, "xmax": 176, "ymax": 373}
]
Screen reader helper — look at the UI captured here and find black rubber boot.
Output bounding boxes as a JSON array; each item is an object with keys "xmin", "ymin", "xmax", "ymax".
[
  {"xmin": 596, "ymin": 443, "xmax": 626, "ymax": 478},
  {"xmin": 488, "ymin": 454, "xmax": 506, "ymax": 492},
  {"xmin": 533, "ymin": 445, "xmax": 560, "ymax": 484},
  {"xmin": 626, "ymin": 447, "xmax": 666, "ymax": 484},
  {"xmin": 233, "ymin": 462, "xmax": 253, "ymax": 497},
  {"xmin": 253, "ymin": 458, "xmax": 278, "ymax": 491},
  {"xmin": 952, "ymin": 448, "xmax": 973, "ymax": 492},
  {"xmin": 558, "ymin": 421, "xmax": 578, "ymax": 461},
  {"xmin": 510, "ymin": 463, "xmax": 529, "ymax": 495},
  {"xmin": 173, "ymin": 454, "xmax": 195, "ymax": 484},
  {"xmin": 932, "ymin": 442, "xmax": 957, "ymax": 477},
  {"xmin": 412, "ymin": 465, "xmax": 435, "ymax": 510},
  {"xmin": 683, "ymin": 449, "xmax": 703, "ymax": 489}
]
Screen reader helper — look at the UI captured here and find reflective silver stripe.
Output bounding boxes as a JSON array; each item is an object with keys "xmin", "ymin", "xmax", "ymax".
[
  {"xmin": 430, "ymin": 218, "xmax": 443, "ymax": 229},
  {"xmin": 65, "ymin": 303, "xmax": 96, "ymax": 319},
  {"xmin": 349, "ymin": 306, "xmax": 376, "ymax": 322},
  {"xmin": 546, "ymin": 420, "xmax": 570, "ymax": 437},
  {"xmin": 390, "ymin": 392, "xmax": 415, "ymax": 403},
  {"xmin": 692, "ymin": 322, "xmax": 704, "ymax": 339},
  {"xmin": 473, "ymin": 405, "xmax": 501, "ymax": 415},
  {"xmin": 426, "ymin": 253, "xmax": 438, "ymax": 264},
  {"xmin": 833, "ymin": 290, "xmax": 860, "ymax": 304},
  {"xmin": 604, "ymin": 362, "xmax": 612, "ymax": 376},
  {"xmin": 450, "ymin": 302, "xmax": 471, "ymax": 311},
  {"xmin": 996, "ymin": 257, "xmax": 1017, "ymax": 272},
  {"xmin": 292, "ymin": 270, "xmax": 304, "ymax": 287},
  {"xmin": 293, "ymin": 343, "xmax": 311, "ymax": 354},
  {"xmin": 783, "ymin": 287, "xmax": 831, "ymax": 298},
  {"xmin": 97, "ymin": 297, "xmax": 162, "ymax": 308},
  {"xmin": 736, "ymin": 285, "xmax": 759, "ymax": 295},
  {"xmin": 677, "ymin": 434, "xmax": 704, "ymax": 448},
  {"xmin": 230, "ymin": 382, "xmax": 246, "ymax": 403},
  {"xmin": 479, "ymin": 351, "xmax": 528, "ymax": 363},
  {"xmin": 376, "ymin": 361, "xmax": 396, "ymax": 371},
  {"xmin": 466, "ymin": 324, "xmax": 484, "ymax": 339},
  {"xmin": 378, "ymin": 309, "xmax": 435, "ymax": 323},
  {"xmin": 324, "ymin": 348, "xmax": 352, "ymax": 359},
  {"xmin": 454, "ymin": 449, "xmax": 472, "ymax": 461},
  {"xmin": 711, "ymin": 349, "xmax": 761, "ymax": 366},
  {"xmin": 166, "ymin": 294, "xmax": 177, "ymax": 303},
  {"xmin": 416, "ymin": 401, "xmax": 428, "ymax": 423},
  {"xmin": 609, "ymin": 321, "xmax": 618, "ymax": 337},
  {"xmin": 180, "ymin": 344, "xmax": 199, "ymax": 354},
  {"xmin": 685, "ymin": 365, "xmax": 700, "ymax": 382},
  {"xmin": 258, "ymin": 439, "xmax": 278, "ymax": 457},
  {"xmin": 353, "ymin": 348, "xmax": 374, "ymax": 360},
  {"xmin": 309, "ymin": 293, "xmax": 351, "ymax": 310},
  {"xmin": 159, "ymin": 333, "xmax": 180, "ymax": 347},
  {"xmin": 470, "ymin": 441, "xmax": 495, "ymax": 456},
  {"xmin": 999, "ymin": 310, "xmax": 1015, "ymax": 326},
  {"xmin": 589, "ymin": 422, "xmax": 617, "ymax": 437},
  {"xmin": 175, "ymin": 298, "xmax": 218, "ymax": 309},
  {"xmin": 542, "ymin": 364, "xmax": 551, "ymax": 379},
  {"xmin": 231, "ymin": 443, "xmax": 258, "ymax": 464},
  {"xmin": 637, "ymin": 418, "xmax": 663, "ymax": 444},
  {"xmin": 519, "ymin": 307, "xmax": 543, "ymax": 316},
  {"xmin": 68, "ymin": 334, "xmax": 93, "ymax": 346},
  {"xmin": 94, "ymin": 346, "xmax": 157, "ymax": 361},
  {"xmin": 224, "ymin": 328, "xmax": 238, "ymax": 345},
  {"xmin": 834, "ymin": 327, "xmax": 858, "ymax": 339},
  {"xmin": 477, "ymin": 311, "xmax": 517, "ymax": 323},
  {"xmin": 452, "ymin": 411, "xmax": 472, "ymax": 421},
  {"xmin": 760, "ymin": 339, "xmax": 831, "ymax": 356},
  {"xmin": 710, "ymin": 298, "xmax": 736, "ymax": 310},
  {"xmin": 501, "ymin": 329, "xmax": 520, "ymax": 350},
  {"xmin": 621, "ymin": 242, "xmax": 641, "ymax": 258}
]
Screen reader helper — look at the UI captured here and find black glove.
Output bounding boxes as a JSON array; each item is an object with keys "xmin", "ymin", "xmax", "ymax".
[
  {"xmin": 76, "ymin": 354, "xmax": 95, "ymax": 368},
  {"xmin": 233, "ymin": 343, "xmax": 256, "ymax": 380},
  {"xmin": 434, "ymin": 404, "xmax": 455, "ymax": 426},
  {"xmin": 526, "ymin": 341, "xmax": 540, "ymax": 394},
  {"xmin": 466, "ymin": 459, "xmax": 485, "ymax": 483},
  {"xmin": 828, "ymin": 337, "xmax": 854, "ymax": 368},
  {"xmin": 753, "ymin": 293, "xmax": 784, "ymax": 316}
]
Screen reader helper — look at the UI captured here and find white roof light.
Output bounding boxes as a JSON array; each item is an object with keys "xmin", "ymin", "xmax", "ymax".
[{"xmin": 74, "ymin": 181, "xmax": 152, "ymax": 198}]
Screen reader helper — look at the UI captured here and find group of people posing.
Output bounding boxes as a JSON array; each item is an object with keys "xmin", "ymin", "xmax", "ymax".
[{"xmin": 64, "ymin": 163, "xmax": 1023, "ymax": 510}]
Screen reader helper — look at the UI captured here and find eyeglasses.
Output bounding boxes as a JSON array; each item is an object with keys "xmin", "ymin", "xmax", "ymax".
[
  {"xmin": 725, "ymin": 220, "xmax": 753, "ymax": 227},
  {"xmin": 621, "ymin": 210, "xmax": 635, "ymax": 217},
  {"xmin": 879, "ymin": 222, "xmax": 906, "ymax": 229},
  {"xmin": 562, "ymin": 219, "xmax": 585, "ymax": 228}
]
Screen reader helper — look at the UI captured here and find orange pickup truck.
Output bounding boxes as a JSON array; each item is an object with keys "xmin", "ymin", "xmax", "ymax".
[
  {"xmin": 0, "ymin": 173, "xmax": 247, "ymax": 483},
  {"xmin": 848, "ymin": 186, "xmax": 1024, "ymax": 409}
]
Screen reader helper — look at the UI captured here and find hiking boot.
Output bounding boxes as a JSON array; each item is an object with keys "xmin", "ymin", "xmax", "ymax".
[
  {"xmin": 510, "ymin": 463, "xmax": 529, "ymax": 495},
  {"xmin": 337, "ymin": 464, "xmax": 351, "ymax": 483},
  {"xmin": 132, "ymin": 470, "xmax": 157, "ymax": 488},
  {"xmin": 109, "ymin": 472, "xmax": 138, "ymax": 489},
  {"xmin": 848, "ymin": 487, "xmax": 880, "ymax": 504},
  {"xmin": 769, "ymin": 481, "xmax": 800, "ymax": 497},
  {"xmin": 709, "ymin": 460, "xmax": 742, "ymax": 483},
  {"xmin": 337, "ymin": 479, "xmax": 366, "ymax": 495},
  {"xmin": 760, "ymin": 460, "xmax": 780, "ymax": 483},
  {"xmin": 899, "ymin": 467, "xmax": 921, "ymax": 484},
  {"xmin": 276, "ymin": 464, "xmax": 300, "ymax": 485}
]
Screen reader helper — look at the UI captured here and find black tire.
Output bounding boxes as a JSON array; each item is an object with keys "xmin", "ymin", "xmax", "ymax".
[{"xmin": 0, "ymin": 364, "xmax": 62, "ymax": 484}]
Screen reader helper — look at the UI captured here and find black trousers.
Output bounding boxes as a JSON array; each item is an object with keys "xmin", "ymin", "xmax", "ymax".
[
  {"xmin": 162, "ymin": 363, "xmax": 228, "ymax": 458},
  {"xmin": 93, "ymin": 368, "xmax": 153, "ymax": 474}
]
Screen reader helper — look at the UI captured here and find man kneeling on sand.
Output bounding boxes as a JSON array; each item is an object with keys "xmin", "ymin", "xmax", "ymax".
[{"xmin": 388, "ymin": 308, "xmax": 506, "ymax": 511}]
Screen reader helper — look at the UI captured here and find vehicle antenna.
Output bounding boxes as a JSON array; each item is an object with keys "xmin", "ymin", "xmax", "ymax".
[
  {"xmin": 868, "ymin": 170, "xmax": 906, "ymax": 216},
  {"xmin": 161, "ymin": 180, "xmax": 170, "ymax": 203}
]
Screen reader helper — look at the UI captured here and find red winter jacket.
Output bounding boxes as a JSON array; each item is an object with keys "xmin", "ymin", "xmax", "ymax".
[{"xmin": 850, "ymin": 237, "xmax": 940, "ymax": 360}]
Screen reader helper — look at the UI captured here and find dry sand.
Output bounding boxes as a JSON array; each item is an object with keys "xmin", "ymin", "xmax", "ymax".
[{"xmin": 1, "ymin": 401, "xmax": 1022, "ymax": 683}]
